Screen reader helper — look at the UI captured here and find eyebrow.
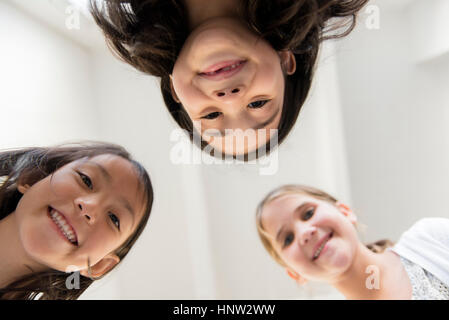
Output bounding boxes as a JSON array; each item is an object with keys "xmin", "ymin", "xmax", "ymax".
[
  {"xmin": 88, "ymin": 160, "xmax": 111, "ymax": 182},
  {"xmin": 85, "ymin": 160, "xmax": 136, "ymax": 227},
  {"xmin": 204, "ymin": 103, "xmax": 281, "ymax": 137},
  {"xmin": 275, "ymin": 202, "xmax": 309, "ymax": 244}
]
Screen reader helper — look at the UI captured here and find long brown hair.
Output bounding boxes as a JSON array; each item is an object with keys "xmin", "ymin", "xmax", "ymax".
[
  {"xmin": 255, "ymin": 184, "xmax": 392, "ymax": 269},
  {"xmin": 89, "ymin": 0, "xmax": 368, "ymax": 159},
  {"xmin": 0, "ymin": 142, "xmax": 154, "ymax": 299}
]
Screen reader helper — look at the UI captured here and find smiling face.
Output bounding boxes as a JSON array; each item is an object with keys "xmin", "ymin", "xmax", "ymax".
[
  {"xmin": 261, "ymin": 194, "xmax": 359, "ymax": 283},
  {"xmin": 171, "ymin": 17, "xmax": 295, "ymax": 156},
  {"xmin": 14, "ymin": 154, "xmax": 146, "ymax": 276}
]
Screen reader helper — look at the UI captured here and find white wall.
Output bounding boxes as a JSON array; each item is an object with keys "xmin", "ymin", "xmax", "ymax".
[
  {"xmin": 0, "ymin": 1, "xmax": 100, "ymax": 147},
  {"xmin": 408, "ymin": 0, "xmax": 449, "ymax": 62},
  {"xmin": 334, "ymin": 0, "xmax": 449, "ymax": 243}
]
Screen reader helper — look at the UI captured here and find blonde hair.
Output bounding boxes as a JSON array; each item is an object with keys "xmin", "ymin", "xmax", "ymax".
[{"xmin": 255, "ymin": 184, "xmax": 393, "ymax": 269}]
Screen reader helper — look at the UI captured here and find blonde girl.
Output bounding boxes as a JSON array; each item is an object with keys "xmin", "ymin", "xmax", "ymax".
[{"xmin": 256, "ymin": 185, "xmax": 449, "ymax": 300}]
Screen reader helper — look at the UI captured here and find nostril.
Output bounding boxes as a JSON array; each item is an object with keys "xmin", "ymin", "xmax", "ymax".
[
  {"xmin": 217, "ymin": 92, "xmax": 225, "ymax": 97},
  {"xmin": 78, "ymin": 204, "xmax": 82, "ymax": 210},
  {"xmin": 231, "ymin": 88, "xmax": 240, "ymax": 93},
  {"xmin": 84, "ymin": 214, "xmax": 91, "ymax": 221}
]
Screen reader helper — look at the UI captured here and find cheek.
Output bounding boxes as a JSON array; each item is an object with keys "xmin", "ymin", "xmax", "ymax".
[
  {"xmin": 329, "ymin": 238, "xmax": 353, "ymax": 268},
  {"xmin": 48, "ymin": 171, "xmax": 80, "ymax": 198},
  {"xmin": 19, "ymin": 214, "xmax": 54, "ymax": 259},
  {"xmin": 82, "ymin": 227, "xmax": 118, "ymax": 263},
  {"xmin": 252, "ymin": 64, "xmax": 284, "ymax": 99},
  {"xmin": 171, "ymin": 76, "xmax": 205, "ymax": 117},
  {"xmin": 18, "ymin": 214, "xmax": 82, "ymax": 271},
  {"xmin": 281, "ymin": 246, "xmax": 309, "ymax": 270},
  {"xmin": 324, "ymin": 226, "xmax": 359, "ymax": 272},
  {"xmin": 250, "ymin": 41, "xmax": 283, "ymax": 79}
]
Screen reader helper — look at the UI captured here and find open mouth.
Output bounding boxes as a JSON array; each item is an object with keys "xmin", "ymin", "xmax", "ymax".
[
  {"xmin": 312, "ymin": 232, "xmax": 333, "ymax": 261},
  {"xmin": 199, "ymin": 60, "xmax": 246, "ymax": 81},
  {"xmin": 48, "ymin": 206, "xmax": 78, "ymax": 246}
]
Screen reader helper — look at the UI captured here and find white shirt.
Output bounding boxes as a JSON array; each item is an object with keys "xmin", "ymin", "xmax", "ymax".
[{"xmin": 389, "ymin": 218, "xmax": 449, "ymax": 297}]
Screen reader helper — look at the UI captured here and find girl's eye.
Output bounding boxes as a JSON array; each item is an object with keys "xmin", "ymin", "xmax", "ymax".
[
  {"xmin": 248, "ymin": 100, "xmax": 270, "ymax": 109},
  {"xmin": 283, "ymin": 232, "xmax": 294, "ymax": 248},
  {"xmin": 202, "ymin": 111, "xmax": 222, "ymax": 120},
  {"xmin": 109, "ymin": 213, "xmax": 120, "ymax": 230},
  {"xmin": 302, "ymin": 208, "xmax": 315, "ymax": 221},
  {"xmin": 78, "ymin": 172, "xmax": 93, "ymax": 190}
]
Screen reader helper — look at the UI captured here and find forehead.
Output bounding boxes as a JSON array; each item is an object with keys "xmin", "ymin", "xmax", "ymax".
[{"xmin": 76, "ymin": 154, "xmax": 138, "ymax": 184}]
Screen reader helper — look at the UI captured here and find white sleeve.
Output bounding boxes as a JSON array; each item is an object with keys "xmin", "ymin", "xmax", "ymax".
[{"xmin": 391, "ymin": 218, "xmax": 449, "ymax": 287}]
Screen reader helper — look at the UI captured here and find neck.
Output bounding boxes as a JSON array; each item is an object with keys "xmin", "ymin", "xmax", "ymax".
[
  {"xmin": 185, "ymin": 0, "xmax": 241, "ymax": 29},
  {"xmin": 330, "ymin": 244, "xmax": 410, "ymax": 300},
  {"xmin": 0, "ymin": 212, "xmax": 48, "ymax": 288}
]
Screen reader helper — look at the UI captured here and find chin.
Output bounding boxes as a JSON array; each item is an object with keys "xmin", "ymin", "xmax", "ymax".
[
  {"xmin": 331, "ymin": 250, "xmax": 354, "ymax": 271},
  {"xmin": 186, "ymin": 21, "xmax": 254, "ymax": 57}
]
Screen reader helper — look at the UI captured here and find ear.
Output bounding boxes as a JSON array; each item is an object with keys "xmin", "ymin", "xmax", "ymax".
[
  {"xmin": 80, "ymin": 254, "xmax": 120, "ymax": 279},
  {"xmin": 169, "ymin": 75, "xmax": 181, "ymax": 103},
  {"xmin": 278, "ymin": 51, "xmax": 296, "ymax": 75},
  {"xmin": 286, "ymin": 268, "xmax": 308, "ymax": 285},
  {"xmin": 336, "ymin": 202, "xmax": 357, "ymax": 224},
  {"xmin": 17, "ymin": 184, "xmax": 31, "ymax": 194}
]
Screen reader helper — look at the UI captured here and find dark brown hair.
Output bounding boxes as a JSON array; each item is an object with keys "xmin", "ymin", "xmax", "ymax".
[
  {"xmin": 255, "ymin": 184, "xmax": 393, "ymax": 269},
  {"xmin": 90, "ymin": 0, "xmax": 368, "ymax": 159},
  {"xmin": 0, "ymin": 142, "xmax": 154, "ymax": 299}
]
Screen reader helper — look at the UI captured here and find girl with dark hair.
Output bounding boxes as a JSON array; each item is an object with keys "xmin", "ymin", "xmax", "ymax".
[
  {"xmin": 255, "ymin": 185, "xmax": 449, "ymax": 300},
  {"xmin": 0, "ymin": 142, "xmax": 154, "ymax": 299},
  {"xmin": 90, "ymin": 0, "xmax": 368, "ymax": 159}
]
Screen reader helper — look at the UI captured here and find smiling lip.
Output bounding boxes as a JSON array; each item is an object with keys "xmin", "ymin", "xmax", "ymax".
[
  {"xmin": 199, "ymin": 60, "xmax": 246, "ymax": 81},
  {"xmin": 47, "ymin": 206, "xmax": 78, "ymax": 246},
  {"xmin": 312, "ymin": 232, "xmax": 333, "ymax": 261}
]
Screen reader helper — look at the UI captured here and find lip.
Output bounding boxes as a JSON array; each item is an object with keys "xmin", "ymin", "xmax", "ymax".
[
  {"xmin": 199, "ymin": 60, "xmax": 246, "ymax": 81},
  {"xmin": 312, "ymin": 232, "xmax": 333, "ymax": 261},
  {"xmin": 47, "ymin": 206, "xmax": 79, "ymax": 246}
]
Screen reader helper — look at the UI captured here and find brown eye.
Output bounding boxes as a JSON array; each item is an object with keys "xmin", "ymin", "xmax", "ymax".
[
  {"xmin": 283, "ymin": 232, "xmax": 294, "ymax": 248},
  {"xmin": 302, "ymin": 208, "xmax": 314, "ymax": 221},
  {"xmin": 78, "ymin": 172, "xmax": 93, "ymax": 190},
  {"xmin": 248, "ymin": 99, "xmax": 270, "ymax": 109},
  {"xmin": 202, "ymin": 111, "xmax": 222, "ymax": 120},
  {"xmin": 109, "ymin": 213, "xmax": 120, "ymax": 230}
]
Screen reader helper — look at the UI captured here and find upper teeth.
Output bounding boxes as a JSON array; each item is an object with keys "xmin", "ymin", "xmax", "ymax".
[
  {"xmin": 205, "ymin": 62, "xmax": 242, "ymax": 75},
  {"xmin": 50, "ymin": 209, "xmax": 77, "ymax": 244},
  {"xmin": 313, "ymin": 235, "xmax": 331, "ymax": 259}
]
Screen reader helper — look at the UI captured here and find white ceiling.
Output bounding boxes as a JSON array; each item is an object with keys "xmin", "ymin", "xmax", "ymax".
[{"xmin": 6, "ymin": 0, "xmax": 104, "ymax": 49}]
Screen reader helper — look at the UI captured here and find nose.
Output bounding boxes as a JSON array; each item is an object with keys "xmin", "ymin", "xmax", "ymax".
[
  {"xmin": 299, "ymin": 225, "xmax": 317, "ymax": 246},
  {"xmin": 75, "ymin": 197, "xmax": 97, "ymax": 223},
  {"xmin": 213, "ymin": 85, "xmax": 245, "ymax": 101}
]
